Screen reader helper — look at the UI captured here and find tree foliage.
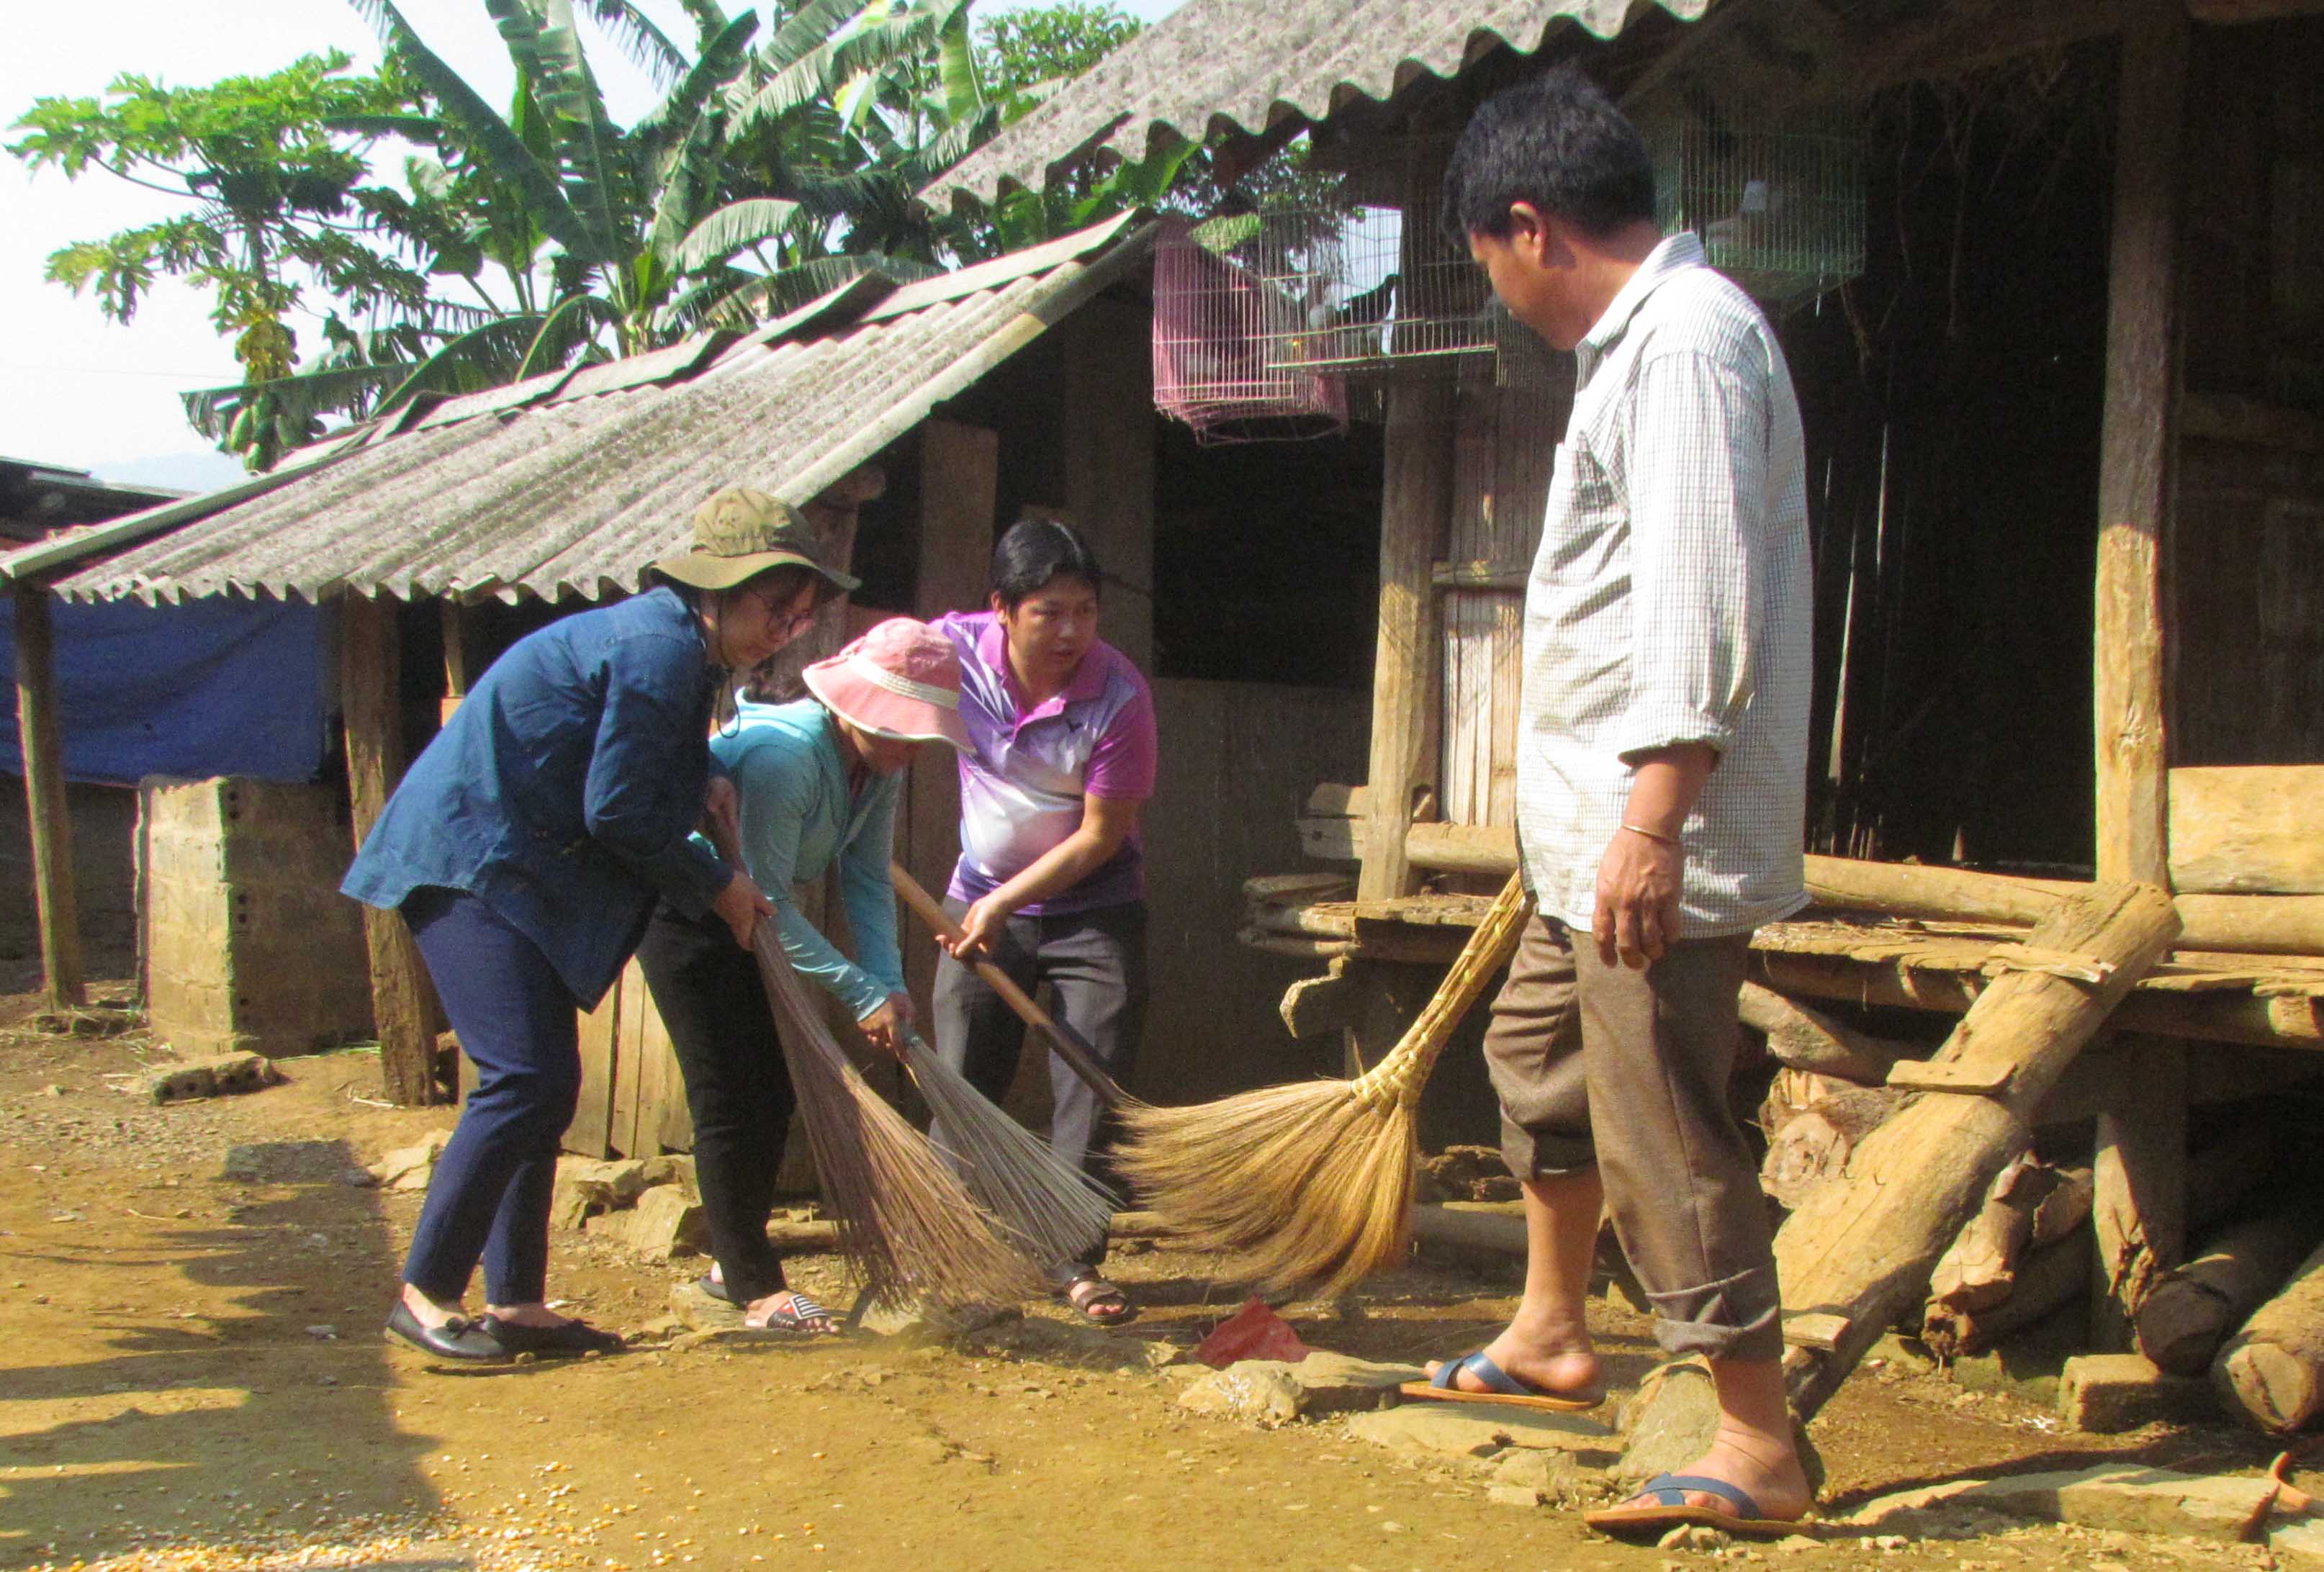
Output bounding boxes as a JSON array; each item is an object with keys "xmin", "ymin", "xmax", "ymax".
[
  {"xmin": 976, "ymin": 2, "xmax": 1140, "ymax": 97},
  {"xmin": 10, "ymin": 1, "xmax": 1166, "ymax": 472}
]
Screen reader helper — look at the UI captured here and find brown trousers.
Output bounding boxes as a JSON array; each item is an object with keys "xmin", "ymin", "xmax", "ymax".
[{"xmin": 1482, "ymin": 913, "xmax": 1781, "ymax": 1362}]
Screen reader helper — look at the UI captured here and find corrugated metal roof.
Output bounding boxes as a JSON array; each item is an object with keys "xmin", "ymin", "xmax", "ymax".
[
  {"xmin": 20, "ymin": 215, "xmax": 1151, "ymax": 607},
  {"xmin": 922, "ymin": 0, "xmax": 1713, "ymax": 213}
]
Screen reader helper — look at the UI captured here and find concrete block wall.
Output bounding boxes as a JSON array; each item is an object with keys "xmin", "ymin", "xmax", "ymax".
[{"xmin": 143, "ymin": 777, "xmax": 374, "ymax": 1058}]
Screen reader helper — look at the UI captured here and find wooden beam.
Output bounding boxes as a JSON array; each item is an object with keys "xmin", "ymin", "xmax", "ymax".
[
  {"xmin": 12, "ymin": 583, "xmax": 84, "ymax": 1009},
  {"xmin": 1060, "ymin": 297, "xmax": 1155, "ymax": 670},
  {"xmin": 1360, "ymin": 381, "xmax": 1452, "ymax": 902},
  {"xmin": 1775, "ymin": 882, "xmax": 2181, "ymax": 1419},
  {"xmin": 905, "ymin": 419, "xmax": 997, "ymax": 1033},
  {"xmin": 339, "ymin": 594, "xmax": 443, "ymax": 1107},
  {"xmin": 2089, "ymin": 1035, "xmax": 2189, "ymax": 1349},
  {"xmin": 2168, "ymin": 766, "xmax": 2324, "ymax": 894},
  {"xmin": 1384, "ymin": 813, "xmax": 2324, "ymax": 954},
  {"xmin": 1752, "ymin": 949, "xmax": 2318, "ymax": 1050},
  {"xmin": 2094, "ymin": 5, "xmax": 2187, "ymax": 886}
]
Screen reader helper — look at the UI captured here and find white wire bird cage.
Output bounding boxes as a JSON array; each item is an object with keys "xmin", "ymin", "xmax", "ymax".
[
  {"xmin": 1150, "ymin": 217, "xmax": 1349, "ymax": 443},
  {"xmin": 1151, "ymin": 141, "xmax": 1508, "ymax": 439},
  {"xmin": 1635, "ymin": 92, "xmax": 1866, "ymax": 309}
]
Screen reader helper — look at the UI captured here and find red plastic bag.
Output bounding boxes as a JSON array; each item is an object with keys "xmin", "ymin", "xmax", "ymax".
[{"xmin": 1192, "ymin": 1297, "xmax": 1312, "ymax": 1368}]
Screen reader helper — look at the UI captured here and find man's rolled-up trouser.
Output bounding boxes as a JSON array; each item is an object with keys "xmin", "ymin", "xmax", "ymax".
[{"xmin": 1483, "ymin": 913, "xmax": 1780, "ymax": 1363}]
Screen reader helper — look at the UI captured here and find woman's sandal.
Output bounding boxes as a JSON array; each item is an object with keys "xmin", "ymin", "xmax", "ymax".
[
  {"xmin": 744, "ymin": 1291, "xmax": 840, "ymax": 1334},
  {"xmin": 1063, "ymin": 1271, "xmax": 1135, "ymax": 1327}
]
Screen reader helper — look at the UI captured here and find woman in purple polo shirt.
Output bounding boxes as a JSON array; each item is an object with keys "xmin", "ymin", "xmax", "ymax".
[{"xmin": 932, "ymin": 520, "xmax": 1156, "ymax": 1325}]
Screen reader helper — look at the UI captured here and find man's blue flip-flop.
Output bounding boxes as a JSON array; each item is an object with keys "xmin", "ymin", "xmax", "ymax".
[
  {"xmin": 1395, "ymin": 1349, "xmax": 1605, "ymax": 1413},
  {"xmin": 1582, "ymin": 1473, "xmax": 1808, "ymax": 1540}
]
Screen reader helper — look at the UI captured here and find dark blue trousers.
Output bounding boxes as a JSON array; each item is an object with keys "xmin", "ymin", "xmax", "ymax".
[{"xmin": 400, "ymin": 889, "xmax": 582, "ymax": 1306}]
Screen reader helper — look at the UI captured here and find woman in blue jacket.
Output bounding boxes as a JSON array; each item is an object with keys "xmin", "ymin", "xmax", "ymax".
[{"xmin": 343, "ymin": 487, "xmax": 853, "ymax": 1363}]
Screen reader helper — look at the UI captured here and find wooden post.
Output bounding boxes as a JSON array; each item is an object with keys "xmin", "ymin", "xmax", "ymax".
[
  {"xmin": 438, "ymin": 598, "xmax": 475, "ymax": 725},
  {"xmin": 340, "ymin": 593, "xmax": 443, "ymax": 1106},
  {"xmin": 1060, "ymin": 297, "xmax": 1156, "ymax": 671},
  {"xmin": 2094, "ymin": 4, "xmax": 2186, "ymax": 886},
  {"xmin": 906, "ymin": 419, "xmax": 998, "ymax": 1032},
  {"xmin": 1360, "ymin": 380, "xmax": 1454, "ymax": 901},
  {"xmin": 2089, "ymin": 1034, "xmax": 2188, "ymax": 1348},
  {"xmin": 12, "ymin": 582, "xmax": 84, "ymax": 1010},
  {"xmin": 1773, "ymin": 881, "xmax": 2180, "ymax": 1419}
]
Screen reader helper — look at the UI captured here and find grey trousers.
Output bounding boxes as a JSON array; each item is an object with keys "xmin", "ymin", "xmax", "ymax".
[
  {"xmin": 1482, "ymin": 913, "xmax": 1781, "ymax": 1363},
  {"xmin": 932, "ymin": 897, "xmax": 1146, "ymax": 1273}
]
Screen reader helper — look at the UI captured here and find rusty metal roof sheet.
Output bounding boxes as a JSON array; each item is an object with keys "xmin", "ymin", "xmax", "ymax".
[
  {"xmin": 19, "ymin": 214, "xmax": 1151, "ymax": 606},
  {"xmin": 922, "ymin": 0, "xmax": 1713, "ymax": 213}
]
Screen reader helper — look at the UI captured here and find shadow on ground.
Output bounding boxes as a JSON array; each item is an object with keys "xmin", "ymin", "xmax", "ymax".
[{"xmin": 0, "ymin": 1137, "xmax": 444, "ymax": 1566}]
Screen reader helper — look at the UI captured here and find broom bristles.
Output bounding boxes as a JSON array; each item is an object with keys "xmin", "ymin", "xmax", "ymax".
[
  {"xmin": 751, "ymin": 926, "xmax": 1042, "ymax": 1309},
  {"xmin": 1114, "ymin": 1080, "xmax": 1420, "ymax": 1297},
  {"xmin": 909, "ymin": 1036, "xmax": 1116, "ymax": 1267},
  {"xmin": 1114, "ymin": 872, "xmax": 1534, "ymax": 1298}
]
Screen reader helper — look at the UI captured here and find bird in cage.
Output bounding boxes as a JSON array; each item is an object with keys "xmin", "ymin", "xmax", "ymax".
[
  {"xmin": 1703, "ymin": 179, "xmax": 1774, "ymax": 256},
  {"xmin": 1334, "ymin": 272, "xmax": 1400, "ymax": 330}
]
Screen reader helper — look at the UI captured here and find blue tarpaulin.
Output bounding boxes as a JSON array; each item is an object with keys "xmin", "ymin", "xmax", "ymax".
[{"xmin": 0, "ymin": 595, "xmax": 332, "ymax": 787}]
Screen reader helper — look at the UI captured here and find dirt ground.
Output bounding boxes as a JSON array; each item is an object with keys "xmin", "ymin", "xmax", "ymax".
[{"xmin": 0, "ymin": 980, "xmax": 2293, "ymax": 1572}]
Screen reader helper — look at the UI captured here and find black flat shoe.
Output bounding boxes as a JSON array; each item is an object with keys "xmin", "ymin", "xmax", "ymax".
[
  {"xmin": 384, "ymin": 1302, "xmax": 510, "ymax": 1363},
  {"xmin": 481, "ymin": 1316, "xmax": 625, "ymax": 1357},
  {"xmin": 697, "ymin": 1274, "xmax": 735, "ymax": 1305}
]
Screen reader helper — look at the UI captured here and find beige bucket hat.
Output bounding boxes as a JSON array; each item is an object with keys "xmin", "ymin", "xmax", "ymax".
[{"xmin": 653, "ymin": 486, "xmax": 861, "ymax": 593}]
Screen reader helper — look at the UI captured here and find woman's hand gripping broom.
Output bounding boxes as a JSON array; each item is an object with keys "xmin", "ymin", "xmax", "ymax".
[{"xmin": 1112, "ymin": 872, "xmax": 1533, "ymax": 1297}]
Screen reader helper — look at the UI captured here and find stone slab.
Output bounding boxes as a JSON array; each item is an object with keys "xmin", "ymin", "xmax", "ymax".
[
  {"xmin": 1847, "ymin": 1465, "xmax": 2277, "ymax": 1544},
  {"xmin": 1344, "ymin": 1401, "xmax": 1616, "ymax": 1462},
  {"xmin": 2273, "ymin": 1514, "xmax": 2324, "ymax": 1563}
]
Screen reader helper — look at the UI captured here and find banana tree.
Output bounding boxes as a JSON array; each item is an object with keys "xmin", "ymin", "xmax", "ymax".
[{"xmin": 182, "ymin": 0, "xmax": 1161, "ymax": 469}]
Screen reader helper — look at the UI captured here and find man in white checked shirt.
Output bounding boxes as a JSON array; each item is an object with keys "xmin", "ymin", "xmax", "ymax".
[{"xmin": 1408, "ymin": 71, "xmax": 1814, "ymax": 1539}]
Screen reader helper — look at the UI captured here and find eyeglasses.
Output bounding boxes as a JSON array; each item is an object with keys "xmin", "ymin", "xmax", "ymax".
[{"xmin": 742, "ymin": 582, "xmax": 819, "ymax": 641}]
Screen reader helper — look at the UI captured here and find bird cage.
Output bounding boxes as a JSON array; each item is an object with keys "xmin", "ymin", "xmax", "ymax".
[
  {"xmin": 1149, "ymin": 137, "xmax": 1508, "ymax": 436},
  {"xmin": 1217, "ymin": 155, "xmax": 1497, "ymax": 377},
  {"xmin": 1150, "ymin": 216, "xmax": 1348, "ymax": 443},
  {"xmin": 1635, "ymin": 91, "xmax": 1866, "ymax": 309}
]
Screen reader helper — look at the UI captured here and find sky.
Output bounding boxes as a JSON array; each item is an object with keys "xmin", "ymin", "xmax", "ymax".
[{"xmin": 0, "ymin": 0, "xmax": 1182, "ymax": 495}]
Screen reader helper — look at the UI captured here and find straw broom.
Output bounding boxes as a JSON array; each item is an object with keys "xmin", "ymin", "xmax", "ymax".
[
  {"xmin": 745, "ymin": 921, "xmax": 1043, "ymax": 1309},
  {"xmin": 903, "ymin": 1034, "xmax": 1117, "ymax": 1266},
  {"xmin": 886, "ymin": 862, "xmax": 1128, "ymax": 1266},
  {"xmin": 1114, "ymin": 871, "xmax": 1533, "ymax": 1296}
]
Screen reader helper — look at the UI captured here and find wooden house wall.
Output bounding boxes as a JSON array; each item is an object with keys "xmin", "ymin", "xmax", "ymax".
[
  {"xmin": 1395, "ymin": 47, "xmax": 2122, "ymax": 875},
  {"xmin": 1438, "ymin": 366, "xmax": 1572, "ymax": 831},
  {"xmin": 2168, "ymin": 14, "xmax": 2324, "ymax": 768}
]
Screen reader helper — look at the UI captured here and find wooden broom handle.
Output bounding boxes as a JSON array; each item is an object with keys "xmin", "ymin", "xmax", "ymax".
[
  {"xmin": 1350, "ymin": 870, "xmax": 1534, "ymax": 1111},
  {"xmin": 888, "ymin": 861, "xmax": 1129, "ymax": 1110}
]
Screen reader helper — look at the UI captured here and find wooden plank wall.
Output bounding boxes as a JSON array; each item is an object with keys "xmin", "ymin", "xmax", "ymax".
[
  {"xmin": 2158, "ymin": 14, "xmax": 2324, "ymax": 898},
  {"xmin": 1438, "ymin": 363, "xmax": 1571, "ymax": 832},
  {"xmin": 2171, "ymin": 12, "xmax": 2324, "ymax": 774}
]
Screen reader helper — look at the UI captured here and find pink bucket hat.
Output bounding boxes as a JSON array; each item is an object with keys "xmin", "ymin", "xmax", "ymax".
[{"xmin": 802, "ymin": 618, "xmax": 973, "ymax": 749}]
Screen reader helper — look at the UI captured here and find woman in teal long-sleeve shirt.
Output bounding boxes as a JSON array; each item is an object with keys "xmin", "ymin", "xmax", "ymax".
[{"xmin": 636, "ymin": 618, "xmax": 968, "ymax": 1331}]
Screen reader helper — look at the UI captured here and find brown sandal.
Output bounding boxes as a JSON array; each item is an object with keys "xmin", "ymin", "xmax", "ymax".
[{"xmin": 1063, "ymin": 1271, "xmax": 1135, "ymax": 1327}]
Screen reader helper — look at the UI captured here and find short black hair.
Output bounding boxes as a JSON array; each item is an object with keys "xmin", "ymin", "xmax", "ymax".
[
  {"xmin": 1441, "ymin": 68, "xmax": 1656, "ymax": 245},
  {"xmin": 990, "ymin": 517, "xmax": 1102, "ymax": 610}
]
